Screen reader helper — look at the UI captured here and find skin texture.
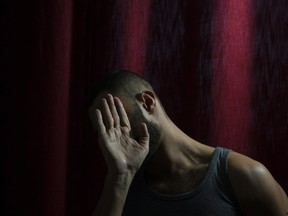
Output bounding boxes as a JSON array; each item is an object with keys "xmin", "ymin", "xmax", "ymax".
[
  {"xmin": 89, "ymin": 91, "xmax": 288, "ymax": 216},
  {"xmin": 227, "ymin": 152, "xmax": 288, "ymax": 215},
  {"xmin": 89, "ymin": 94, "xmax": 149, "ymax": 216}
]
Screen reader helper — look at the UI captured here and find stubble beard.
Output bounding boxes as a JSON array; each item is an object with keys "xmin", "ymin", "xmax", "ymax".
[{"xmin": 131, "ymin": 105, "xmax": 161, "ymax": 164}]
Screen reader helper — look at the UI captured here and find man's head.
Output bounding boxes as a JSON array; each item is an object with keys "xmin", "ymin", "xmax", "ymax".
[
  {"xmin": 88, "ymin": 70, "xmax": 163, "ymax": 158},
  {"xmin": 87, "ymin": 70, "xmax": 154, "ymax": 106}
]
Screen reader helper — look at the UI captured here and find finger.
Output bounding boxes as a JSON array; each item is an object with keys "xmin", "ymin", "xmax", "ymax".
[
  {"xmin": 114, "ymin": 97, "xmax": 131, "ymax": 128},
  {"xmin": 94, "ymin": 109, "xmax": 106, "ymax": 133},
  {"xmin": 101, "ymin": 98, "xmax": 114, "ymax": 128},
  {"xmin": 138, "ymin": 123, "xmax": 149, "ymax": 150},
  {"xmin": 94, "ymin": 109, "xmax": 113, "ymax": 154},
  {"xmin": 106, "ymin": 94, "xmax": 120, "ymax": 127}
]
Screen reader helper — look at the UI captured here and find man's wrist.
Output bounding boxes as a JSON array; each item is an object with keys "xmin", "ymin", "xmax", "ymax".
[{"xmin": 106, "ymin": 171, "xmax": 135, "ymax": 192}]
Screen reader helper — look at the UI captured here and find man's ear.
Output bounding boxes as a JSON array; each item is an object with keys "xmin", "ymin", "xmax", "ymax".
[{"xmin": 136, "ymin": 91, "xmax": 156, "ymax": 113}]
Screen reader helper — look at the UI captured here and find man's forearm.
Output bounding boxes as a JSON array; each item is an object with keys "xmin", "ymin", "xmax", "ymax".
[{"xmin": 92, "ymin": 172, "xmax": 135, "ymax": 216}]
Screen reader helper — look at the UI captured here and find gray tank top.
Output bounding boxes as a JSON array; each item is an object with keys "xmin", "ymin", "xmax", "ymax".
[{"xmin": 123, "ymin": 147, "xmax": 243, "ymax": 215}]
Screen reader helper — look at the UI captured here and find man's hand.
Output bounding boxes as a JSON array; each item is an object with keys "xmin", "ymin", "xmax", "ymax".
[{"xmin": 93, "ymin": 94, "xmax": 150, "ymax": 176}]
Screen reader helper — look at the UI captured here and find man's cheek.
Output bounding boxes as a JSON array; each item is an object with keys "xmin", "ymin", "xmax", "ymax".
[{"xmin": 130, "ymin": 116, "xmax": 143, "ymax": 139}]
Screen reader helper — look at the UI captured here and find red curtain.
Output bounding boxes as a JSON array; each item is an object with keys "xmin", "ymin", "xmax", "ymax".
[{"xmin": 2, "ymin": 0, "xmax": 288, "ymax": 215}]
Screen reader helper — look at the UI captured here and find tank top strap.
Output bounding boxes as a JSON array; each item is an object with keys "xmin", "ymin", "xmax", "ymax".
[{"xmin": 214, "ymin": 146, "xmax": 232, "ymax": 173}]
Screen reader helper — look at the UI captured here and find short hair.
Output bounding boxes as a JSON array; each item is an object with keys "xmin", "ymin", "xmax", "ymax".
[{"xmin": 87, "ymin": 69, "xmax": 154, "ymax": 108}]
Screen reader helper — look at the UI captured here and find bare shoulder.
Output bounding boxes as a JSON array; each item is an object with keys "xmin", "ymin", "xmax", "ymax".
[{"xmin": 227, "ymin": 151, "xmax": 288, "ymax": 215}]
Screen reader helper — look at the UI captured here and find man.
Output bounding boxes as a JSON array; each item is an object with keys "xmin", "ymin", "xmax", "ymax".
[{"xmin": 88, "ymin": 70, "xmax": 288, "ymax": 216}]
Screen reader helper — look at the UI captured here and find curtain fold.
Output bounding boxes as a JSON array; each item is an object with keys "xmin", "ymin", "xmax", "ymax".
[
  {"xmin": 211, "ymin": 0, "xmax": 252, "ymax": 153},
  {"xmin": 2, "ymin": 0, "xmax": 288, "ymax": 215}
]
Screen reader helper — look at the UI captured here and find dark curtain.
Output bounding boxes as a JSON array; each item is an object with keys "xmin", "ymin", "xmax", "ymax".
[{"xmin": 2, "ymin": 0, "xmax": 288, "ymax": 215}]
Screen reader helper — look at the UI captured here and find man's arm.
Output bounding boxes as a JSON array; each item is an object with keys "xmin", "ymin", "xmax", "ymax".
[
  {"xmin": 92, "ymin": 172, "xmax": 134, "ymax": 216},
  {"xmin": 89, "ymin": 94, "xmax": 149, "ymax": 216},
  {"xmin": 227, "ymin": 152, "xmax": 288, "ymax": 215}
]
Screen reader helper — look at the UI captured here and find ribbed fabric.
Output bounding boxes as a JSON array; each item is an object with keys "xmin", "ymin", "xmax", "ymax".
[{"xmin": 123, "ymin": 147, "xmax": 243, "ymax": 215}]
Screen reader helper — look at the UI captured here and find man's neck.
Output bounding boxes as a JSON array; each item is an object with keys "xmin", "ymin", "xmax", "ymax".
[
  {"xmin": 140, "ymin": 119, "xmax": 214, "ymax": 194},
  {"xmin": 143, "ymin": 119, "xmax": 212, "ymax": 180}
]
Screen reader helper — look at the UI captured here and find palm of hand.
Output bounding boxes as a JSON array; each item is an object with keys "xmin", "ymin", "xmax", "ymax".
[{"xmin": 93, "ymin": 94, "xmax": 149, "ymax": 175}]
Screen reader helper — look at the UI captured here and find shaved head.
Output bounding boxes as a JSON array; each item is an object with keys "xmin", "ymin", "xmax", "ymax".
[{"xmin": 87, "ymin": 69, "xmax": 154, "ymax": 108}]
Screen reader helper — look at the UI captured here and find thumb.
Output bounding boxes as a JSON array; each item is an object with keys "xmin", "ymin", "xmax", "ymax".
[{"xmin": 138, "ymin": 123, "xmax": 149, "ymax": 149}]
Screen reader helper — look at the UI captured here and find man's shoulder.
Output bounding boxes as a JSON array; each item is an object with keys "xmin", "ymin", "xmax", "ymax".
[
  {"xmin": 227, "ymin": 151, "xmax": 281, "ymax": 198},
  {"xmin": 226, "ymin": 151, "xmax": 288, "ymax": 215}
]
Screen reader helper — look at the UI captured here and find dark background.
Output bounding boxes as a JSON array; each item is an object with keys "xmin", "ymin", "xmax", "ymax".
[{"xmin": 2, "ymin": 0, "xmax": 288, "ymax": 215}]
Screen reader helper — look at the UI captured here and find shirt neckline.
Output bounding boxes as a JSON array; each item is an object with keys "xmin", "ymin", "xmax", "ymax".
[{"xmin": 137, "ymin": 147, "xmax": 222, "ymax": 201}]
